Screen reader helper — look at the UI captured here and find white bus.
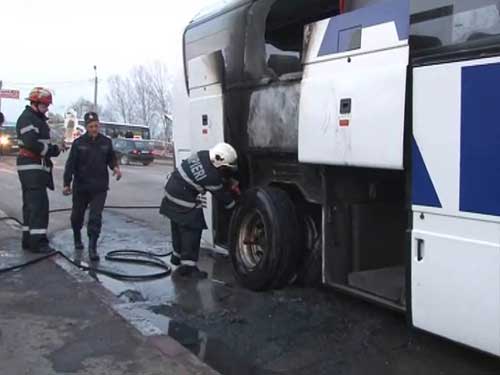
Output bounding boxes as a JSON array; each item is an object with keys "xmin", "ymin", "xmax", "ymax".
[
  {"xmin": 174, "ymin": 0, "xmax": 500, "ymax": 355},
  {"xmin": 65, "ymin": 119, "xmax": 151, "ymax": 142}
]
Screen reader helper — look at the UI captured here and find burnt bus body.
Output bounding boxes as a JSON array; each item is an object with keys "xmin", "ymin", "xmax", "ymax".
[
  {"xmin": 183, "ymin": 0, "xmax": 407, "ymax": 309},
  {"xmin": 178, "ymin": 0, "xmax": 500, "ymax": 356},
  {"xmin": 183, "ymin": 0, "xmax": 407, "ymax": 307}
]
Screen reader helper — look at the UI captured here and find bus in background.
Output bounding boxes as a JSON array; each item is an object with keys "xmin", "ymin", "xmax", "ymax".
[
  {"xmin": 64, "ymin": 118, "xmax": 151, "ymax": 143},
  {"xmin": 85, "ymin": 121, "xmax": 151, "ymax": 140}
]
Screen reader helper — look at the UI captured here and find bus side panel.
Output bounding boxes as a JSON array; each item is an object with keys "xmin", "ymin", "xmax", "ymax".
[
  {"xmin": 412, "ymin": 57, "xmax": 500, "ymax": 356},
  {"xmin": 412, "ymin": 214, "xmax": 500, "ymax": 355}
]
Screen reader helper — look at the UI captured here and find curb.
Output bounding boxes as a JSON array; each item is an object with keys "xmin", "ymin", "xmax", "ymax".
[{"xmin": 50, "ymin": 255, "xmax": 220, "ymax": 375}]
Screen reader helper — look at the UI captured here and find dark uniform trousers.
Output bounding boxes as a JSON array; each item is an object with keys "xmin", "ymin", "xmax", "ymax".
[
  {"xmin": 64, "ymin": 132, "xmax": 117, "ymax": 239},
  {"xmin": 71, "ymin": 191, "xmax": 107, "ymax": 237},
  {"xmin": 22, "ymin": 188, "xmax": 49, "ymax": 247},
  {"xmin": 16, "ymin": 106, "xmax": 60, "ymax": 250},
  {"xmin": 170, "ymin": 221, "xmax": 203, "ymax": 265}
]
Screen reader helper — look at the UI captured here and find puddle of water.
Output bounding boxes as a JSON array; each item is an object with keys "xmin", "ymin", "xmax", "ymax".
[
  {"xmin": 165, "ymin": 315, "xmax": 277, "ymax": 375},
  {"xmin": 116, "ymin": 302, "xmax": 276, "ymax": 375}
]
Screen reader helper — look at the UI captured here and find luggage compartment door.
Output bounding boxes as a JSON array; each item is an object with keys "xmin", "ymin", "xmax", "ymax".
[{"xmin": 299, "ymin": 0, "xmax": 409, "ymax": 170}]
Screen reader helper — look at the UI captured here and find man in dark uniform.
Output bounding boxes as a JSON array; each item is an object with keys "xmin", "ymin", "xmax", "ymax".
[
  {"xmin": 0, "ymin": 112, "xmax": 4, "ymax": 157},
  {"xmin": 63, "ymin": 112, "xmax": 122, "ymax": 261},
  {"xmin": 16, "ymin": 87, "xmax": 63, "ymax": 253},
  {"xmin": 160, "ymin": 142, "xmax": 239, "ymax": 279}
]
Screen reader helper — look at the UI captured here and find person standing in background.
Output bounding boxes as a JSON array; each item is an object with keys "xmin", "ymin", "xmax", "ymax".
[{"xmin": 63, "ymin": 112, "xmax": 122, "ymax": 261}]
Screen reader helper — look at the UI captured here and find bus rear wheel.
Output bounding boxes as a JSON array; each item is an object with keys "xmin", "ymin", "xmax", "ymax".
[{"xmin": 229, "ymin": 187, "xmax": 301, "ymax": 291}]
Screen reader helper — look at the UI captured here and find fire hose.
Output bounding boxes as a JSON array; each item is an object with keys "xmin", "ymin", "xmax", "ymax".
[{"xmin": 0, "ymin": 206, "xmax": 172, "ymax": 280}]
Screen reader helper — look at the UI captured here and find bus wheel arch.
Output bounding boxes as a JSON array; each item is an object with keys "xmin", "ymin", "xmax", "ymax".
[{"xmin": 268, "ymin": 182, "xmax": 323, "ymax": 287}]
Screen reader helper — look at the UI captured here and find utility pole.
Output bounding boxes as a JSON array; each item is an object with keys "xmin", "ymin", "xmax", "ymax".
[{"xmin": 93, "ymin": 65, "xmax": 98, "ymax": 111}]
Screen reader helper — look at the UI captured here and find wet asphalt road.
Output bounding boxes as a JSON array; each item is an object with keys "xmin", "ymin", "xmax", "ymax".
[
  {"xmin": 0, "ymin": 152, "xmax": 171, "ymax": 233},
  {"xmin": 1, "ymin": 152, "xmax": 500, "ymax": 375}
]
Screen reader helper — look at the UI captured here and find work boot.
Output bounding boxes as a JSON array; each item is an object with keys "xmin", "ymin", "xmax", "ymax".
[
  {"xmin": 30, "ymin": 244, "xmax": 56, "ymax": 254},
  {"xmin": 170, "ymin": 253, "xmax": 181, "ymax": 266},
  {"xmin": 73, "ymin": 231, "xmax": 84, "ymax": 250},
  {"xmin": 88, "ymin": 235, "xmax": 100, "ymax": 262},
  {"xmin": 22, "ymin": 229, "xmax": 30, "ymax": 250},
  {"xmin": 177, "ymin": 265, "xmax": 208, "ymax": 280}
]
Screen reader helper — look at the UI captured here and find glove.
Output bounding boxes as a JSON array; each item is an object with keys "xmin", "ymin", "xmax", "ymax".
[
  {"xmin": 230, "ymin": 184, "xmax": 241, "ymax": 197},
  {"xmin": 229, "ymin": 178, "xmax": 241, "ymax": 197},
  {"xmin": 62, "ymin": 186, "xmax": 72, "ymax": 196}
]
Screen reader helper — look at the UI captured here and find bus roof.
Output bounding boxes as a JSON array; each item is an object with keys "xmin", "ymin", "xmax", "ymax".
[
  {"xmin": 189, "ymin": 0, "xmax": 252, "ymax": 27},
  {"xmin": 77, "ymin": 120, "xmax": 150, "ymax": 129}
]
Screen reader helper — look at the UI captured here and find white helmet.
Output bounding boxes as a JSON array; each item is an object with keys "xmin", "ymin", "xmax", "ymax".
[{"xmin": 209, "ymin": 142, "xmax": 238, "ymax": 169}]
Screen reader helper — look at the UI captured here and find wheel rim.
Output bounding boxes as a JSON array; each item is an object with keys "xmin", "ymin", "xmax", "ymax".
[
  {"xmin": 121, "ymin": 155, "xmax": 128, "ymax": 164},
  {"xmin": 237, "ymin": 210, "xmax": 267, "ymax": 270}
]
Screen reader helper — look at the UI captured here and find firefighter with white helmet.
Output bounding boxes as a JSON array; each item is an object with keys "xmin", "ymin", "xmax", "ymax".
[
  {"xmin": 16, "ymin": 87, "xmax": 63, "ymax": 253},
  {"xmin": 160, "ymin": 142, "xmax": 239, "ymax": 279}
]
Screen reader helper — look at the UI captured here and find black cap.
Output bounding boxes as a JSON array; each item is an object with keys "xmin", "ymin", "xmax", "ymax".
[{"xmin": 84, "ymin": 112, "xmax": 99, "ymax": 125}]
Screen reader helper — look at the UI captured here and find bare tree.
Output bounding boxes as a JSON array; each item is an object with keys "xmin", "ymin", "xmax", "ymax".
[
  {"xmin": 146, "ymin": 61, "xmax": 173, "ymax": 138},
  {"xmin": 100, "ymin": 107, "xmax": 117, "ymax": 122},
  {"xmin": 106, "ymin": 75, "xmax": 134, "ymax": 123},
  {"xmin": 69, "ymin": 97, "xmax": 100, "ymax": 118},
  {"xmin": 129, "ymin": 65, "xmax": 156, "ymax": 127},
  {"xmin": 104, "ymin": 62, "xmax": 173, "ymax": 138},
  {"xmin": 47, "ymin": 112, "xmax": 65, "ymax": 125}
]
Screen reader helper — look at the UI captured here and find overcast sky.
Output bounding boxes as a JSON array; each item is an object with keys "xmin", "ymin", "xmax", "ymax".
[{"xmin": 0, "ymin": 0, "xmax": 215, "ymax": 121}]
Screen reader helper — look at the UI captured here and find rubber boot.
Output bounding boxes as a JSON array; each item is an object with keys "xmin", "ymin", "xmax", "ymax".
[
  {"xmin": 29, "ymin": 235, "xmax": 55, "ymax": 253},
  {"xmin": 22, "ymin": 232, "xmax": 30, "ymax": 250},
  {"xmin": 170, "ymin": 253, "xmax": 181, "ymax": 266},
  {"xmin": 88, "ymin": 235, "xmax": 100, "ymax": 262},
  {"xmin": 31, "ymin": 242, "xmax": 56, "ymax": 254},
  {"xmin": 74, "ymin": 230, "xmax": 84, "ymax": 250},
  {"xmin": 177, "ymin": 265, "xmax": 208, "ymax": 280}
]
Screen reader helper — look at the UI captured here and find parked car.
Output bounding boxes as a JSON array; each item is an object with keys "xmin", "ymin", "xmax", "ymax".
[
  {"xmin": 112, "ymin": 138, "xmax": 154, "ymax": 166},
  {"xmin": 0, "ymin": 125, "xmax": 19, "ymax": 155},
  {"xmin": 150, "ymin": 140, "xmax": 174, "ymax": 159}
]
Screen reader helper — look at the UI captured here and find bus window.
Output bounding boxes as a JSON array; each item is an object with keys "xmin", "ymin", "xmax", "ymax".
[
  {"xmin": 411, "ymin": 0, "xmax": 500, "ymax": 56},
  {"xmin": 265, "ymin": 0, "xmax": 340, "ymax": 76},
  {"xmin": 245, "ymin": 0, "xmax": 339, "ymax": 81},
  {"xmin": 265, "ymin": 1, "xmax": 303, "ymax": 76}
]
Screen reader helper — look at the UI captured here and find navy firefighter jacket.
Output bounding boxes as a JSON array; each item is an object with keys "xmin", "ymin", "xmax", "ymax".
[{"xmin": 160, "ymin": 150, "xmax": 235, "ymax": 229}]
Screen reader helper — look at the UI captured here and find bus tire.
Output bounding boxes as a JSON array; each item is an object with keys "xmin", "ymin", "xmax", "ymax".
[
  {"xmin": 228, "ymin": 187, "xmax": 301, "ymax": 291},
  {"xmin": 295, "ymin": 242, "xmax": 322, "ymax": 287}
]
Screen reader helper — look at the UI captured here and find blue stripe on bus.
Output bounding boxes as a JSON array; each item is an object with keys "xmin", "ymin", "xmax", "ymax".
[
  {"xmin": 460, "ymin": 63, "xmax": 500, "ymax": 217},
  {"xmin": 412, "ymin": 137, "xmax": 442, "ymax": 208},
  {"xmin": 318, "ymin": 0, "xmax": 409, "ymax": 57}
]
